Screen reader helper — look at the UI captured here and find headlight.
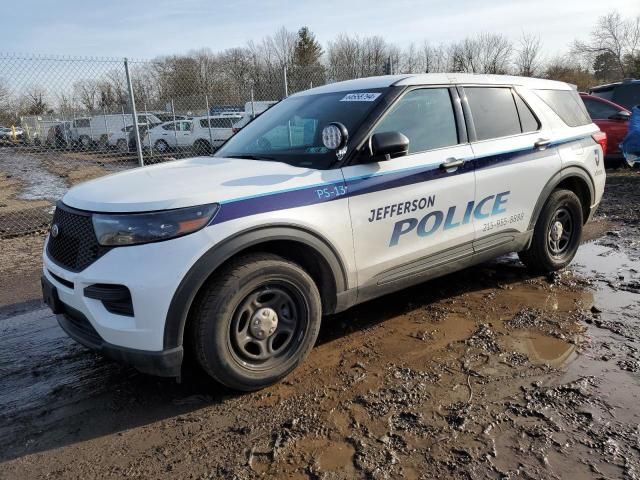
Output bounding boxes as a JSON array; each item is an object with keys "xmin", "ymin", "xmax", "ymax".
[{"xmin": 92, "ymin": 203, "xmax": 219, "ymax": 246}]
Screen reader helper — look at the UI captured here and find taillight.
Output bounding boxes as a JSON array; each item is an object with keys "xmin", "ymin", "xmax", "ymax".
[{"xmin": 592, "ymin": 131, "xmax": 607, "ymax": 156}]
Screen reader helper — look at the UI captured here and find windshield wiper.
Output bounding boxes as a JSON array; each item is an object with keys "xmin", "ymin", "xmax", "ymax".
[{"xmin": 225, "ymin": 154, "xmax": 276, "ymax": 161}]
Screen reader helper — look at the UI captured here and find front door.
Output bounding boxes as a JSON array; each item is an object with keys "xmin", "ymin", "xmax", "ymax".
[
  {"xmin": 177, "ymin": 121, "xmax": 194, "ymax": 148},
  {"xmin": 342, "ymin": 87, "xmax": 476, "ymax": 290}
]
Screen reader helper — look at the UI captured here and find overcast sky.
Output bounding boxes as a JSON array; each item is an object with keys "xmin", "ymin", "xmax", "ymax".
[{"xmin": 4, "ymin": 0, "xmax": 639, "ymax": 59}]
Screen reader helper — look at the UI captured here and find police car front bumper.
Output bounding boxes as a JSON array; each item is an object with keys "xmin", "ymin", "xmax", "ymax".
[{"xmin": 42, "ymin": 274, "xmax": 183, "ymax": 377}]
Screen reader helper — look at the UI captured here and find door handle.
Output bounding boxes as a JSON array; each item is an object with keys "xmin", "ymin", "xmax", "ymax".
[
  {"xmin": 534, "ymin": 138, "xmax": 551, "ymax": 150},
  {"xmin": 440, "ymin": 158, "xmax": 465, "ymax": 170}
]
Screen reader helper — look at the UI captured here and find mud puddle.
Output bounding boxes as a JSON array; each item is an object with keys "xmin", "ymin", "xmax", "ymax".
[{"xmin": 0, "ymin": 151, "xmax": 68, "ymax": 201}]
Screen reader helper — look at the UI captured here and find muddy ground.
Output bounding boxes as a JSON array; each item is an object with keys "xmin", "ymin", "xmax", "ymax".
[
  {"xmin": 1, "ymin": 170, "xmax": 640, "ymax": 479},
  {"xmin": 0, "ymin": 147, "xmax": 134, "ymax": 238}
]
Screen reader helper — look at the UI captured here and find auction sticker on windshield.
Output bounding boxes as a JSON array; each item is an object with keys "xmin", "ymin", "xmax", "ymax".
[{"xmin": 340, "ymin": 92, "xmax": 381, "ymax": 102}]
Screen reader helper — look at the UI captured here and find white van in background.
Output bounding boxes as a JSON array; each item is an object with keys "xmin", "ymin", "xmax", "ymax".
[{"xmin": 72, "ymin": 113, "xmax": 162, "ymax": 149}]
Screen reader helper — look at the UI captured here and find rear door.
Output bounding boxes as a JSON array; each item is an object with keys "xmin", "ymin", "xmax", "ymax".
[
  {"xmin": 462, "ymin": 86, "xmax": 560, "ymax": 249},
  {"xmin": 343, "ymin": 87, "xmax": 476, "ymax": 290}
]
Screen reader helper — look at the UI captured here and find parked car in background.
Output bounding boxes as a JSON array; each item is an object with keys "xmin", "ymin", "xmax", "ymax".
[
  {"xmin": 0, "ymin": 126, "xmax": 25, "ymax": 142},
  {"xmin": 580, "ymin": 93, "xmax": 630, "ymax": 164},
  {"xmin": 72, "ymin": 113, "xmax": 162, "ymax": 150},
  {"xmin": 590, "ymin": 79, "xmax": 640, "ymax": 110},
  {"xmin": 150, "ymin": 112, "xmax": 189, "ymax": 123},
  {"xmin": 143, "ymin": 120, "xmax": 193, "ymax": 153},
  {"xmin": 191, "ymin": 113, "xmax": 242, "ymax": 153},
  {"xmin": 143, "ymin": 113, "xmax": 242, "ymax": 154},
  {"xmin": 0, "ymin": 126, "xmax": 12, "ymax": 141},
  {"xmin": 108, "ymin": 123, "xmax": 160, "ymax": 153}
]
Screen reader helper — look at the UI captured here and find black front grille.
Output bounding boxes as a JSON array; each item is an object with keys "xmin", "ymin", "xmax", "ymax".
[{"xmin": 47, "ymin": 203, "xmax": 110, "ymax": 272}]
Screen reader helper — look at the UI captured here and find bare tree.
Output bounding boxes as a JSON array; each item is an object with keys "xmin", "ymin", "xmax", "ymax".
[
  {"xmin": 544, "ymin": 56, "xmax": 595, "ymax": 91},
  {"xmin": 449, "ymin": 33, "xmax": 513, "ymax": 74},
  {"xmin": 327, "ymin": 34, "xmax": 392, "ymax": 80},
  {"xmin": 515, "ymin": 33, "xmax": 543, "ymax": 77},
  {"xmin": 73, "ymin": 80, "xmax": 98, "ymax": 112},
  {"xmin": 267, "ymin": 26, "xmax": 297, "ymax": 69},
  {"xmin": 420, "ymin": 42, "xmax": 448, "ymax": 73},
  {"xmin": 0, "ymin": 78, "xmax": 9, "ymax": 107},
  {"xmin": 573, "ymin": 11, "xmax": 640, "ymax": 77}
]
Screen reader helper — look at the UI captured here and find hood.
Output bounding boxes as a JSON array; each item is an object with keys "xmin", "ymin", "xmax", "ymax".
[{"xmin": 62, "ymin": 156, "xmax": 331, "ymax": 212}]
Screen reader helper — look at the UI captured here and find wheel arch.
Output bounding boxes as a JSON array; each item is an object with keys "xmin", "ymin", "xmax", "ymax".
[
  {"xmin": 163, "ymin": 225, "xmax": 349, "ymax": 350},
  {"xmin": 528, "ymin": 166, "xmax": 595, "ymax": 231}
]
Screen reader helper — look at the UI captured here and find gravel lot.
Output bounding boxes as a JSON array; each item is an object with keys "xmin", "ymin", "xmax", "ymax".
[{"xmin": 0, "ymin": 169, "xmax": 639, "ymax": 479}]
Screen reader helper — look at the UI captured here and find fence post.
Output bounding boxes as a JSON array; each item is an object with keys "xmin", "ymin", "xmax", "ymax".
[
  {"xmin": 102, "ymin": 107, "xmax": 108, "ymax": 151},
  {"xmin": 250, "ymin": 87, "xmax": 255, "ymax": 118},
  {"xmin": 205, "ymin": 95, "xmax": 214, "ymax": 155},
  {"xmin": 283, "ymin": 65, "xmax": 288, "ymax": 98},
  {"xmin": 144, "ymin": 102, "xmax": 153, "ymax": 155},
  {"xmin": 121, "ymin": 106, "xmax": 128, "ymax": 152},
  {"xmin": 124, "ymin": 58, "xmax": 144, "ymax": 167},
  {"xmin": 171, "ymin": 99, "xmax": 178, "ymax": 151}
]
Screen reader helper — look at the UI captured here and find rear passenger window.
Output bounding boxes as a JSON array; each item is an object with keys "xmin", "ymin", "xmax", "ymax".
[
  {"xmin": 373, "ymin": 88, "xmax": 458, "ymax": 154},
  {"xmin": 534, "ymin": 89, "xmax": 591, "ymax": 127},
  {"xmin": 514, "ymin": 94, "xmax": 540, "ymax": 132},
  {"xmin": 465, "ymin": 87, "xmax": 521, "ymax": 140}
]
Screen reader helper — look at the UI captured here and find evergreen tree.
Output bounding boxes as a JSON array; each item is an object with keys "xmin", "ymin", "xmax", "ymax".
[
  {"xmin": 293, "ymin": 27, "xmax": 323, "ymax": 67},
  {"xmin": 291, "ymin": 27, "xmax": 325, "ymax": 93}
]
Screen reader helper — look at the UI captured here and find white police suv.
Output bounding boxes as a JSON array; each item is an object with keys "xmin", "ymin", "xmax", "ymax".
[{"xmin": 42, "ymin": 74, "xmax": 606, "ymax": 390}]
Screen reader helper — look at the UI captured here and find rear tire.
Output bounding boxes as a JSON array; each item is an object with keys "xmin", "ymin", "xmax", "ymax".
[
  {"xmin": 190, "ymin": 253, "xmax": 322, "ymax": 391},
  {"xmin": 519, "ymin": 189, "xmax": 583, "ymax": 273},
  {"xmin": 78, "ymin": 135, "xmax": 91, "ymax": 150}
]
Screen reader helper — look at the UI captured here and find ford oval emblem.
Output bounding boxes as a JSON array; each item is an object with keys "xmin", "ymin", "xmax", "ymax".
[{"xmin": 51, "ymin": 224, "xmax": 59, "ymax": 238}]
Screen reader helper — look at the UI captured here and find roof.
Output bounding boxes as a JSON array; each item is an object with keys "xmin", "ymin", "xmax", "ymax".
[
  {"xmin": 591, "ymin": 78, "xmax": 640, "ymax": 91},
  {"xmin": 579, "ymin": 92, "xmax": 630, "ymax": 112},
  {"xmin": 294, "ymin": 73, "xmax": 572, "ymax": 96}
]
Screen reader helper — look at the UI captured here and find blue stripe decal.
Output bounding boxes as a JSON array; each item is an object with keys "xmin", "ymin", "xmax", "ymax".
[{"xmin": 209, "ymin": 135, "xmax": 592, "ymax": 225}]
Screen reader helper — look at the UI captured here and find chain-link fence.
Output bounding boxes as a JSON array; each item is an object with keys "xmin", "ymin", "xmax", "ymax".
[{"xmin": 0, "ymin": 54, "xmax": 343, "ymax": 241}]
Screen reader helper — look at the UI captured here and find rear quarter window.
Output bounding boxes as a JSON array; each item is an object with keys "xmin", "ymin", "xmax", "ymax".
[{"xmin": 534, "ymin": 89, "xmax": 591, "ymax": 127}]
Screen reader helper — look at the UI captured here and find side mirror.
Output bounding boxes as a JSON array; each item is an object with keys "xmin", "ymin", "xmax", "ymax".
[
  {"xmin": 370, "ymin": 131, "xmax": 410, "ymax": 161},
  {"xmin": 609, "ymin": 110, "xmax": 631, "ymax": 121}
]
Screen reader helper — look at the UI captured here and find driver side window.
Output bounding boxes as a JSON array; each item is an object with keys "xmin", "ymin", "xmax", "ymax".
[{"xmin": 373, "ymin": 88, "xmax": 459, "ymax": 154}]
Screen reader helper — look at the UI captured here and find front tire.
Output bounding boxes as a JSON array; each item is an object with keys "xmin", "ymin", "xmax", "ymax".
[
  {"xmin": 154, "ymin": 139, "xmax": 169, "ymax": 153},
  {"xmin": 190, "ymin": 253, "xmax": 322, "ymax": 391},
  {"xmin": 519, "ymin": 189, "xmax": 583, "ymax": 273}
]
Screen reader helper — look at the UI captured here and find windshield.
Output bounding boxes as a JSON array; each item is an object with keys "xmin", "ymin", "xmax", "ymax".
[{"xmin": 215, "ymin": 88, "xmax": 389, "ymax": 169}]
